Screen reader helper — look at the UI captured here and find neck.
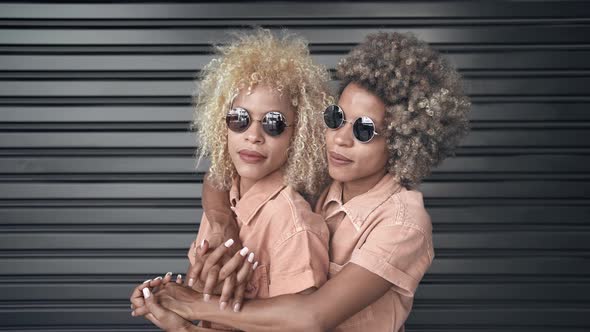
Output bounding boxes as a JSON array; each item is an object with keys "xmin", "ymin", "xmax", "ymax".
[
  {"xmin": 342, "ymin": 169, "xmax": 387, "ymax": 204},
  {"xmin": 239, "ymin": 177, "xmax": 256, "ymax": 198}
]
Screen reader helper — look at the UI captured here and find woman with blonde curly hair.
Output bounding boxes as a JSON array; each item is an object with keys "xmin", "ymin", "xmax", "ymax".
[
  {"xmin": 134, "ymin": 31, "xmax": 471, "ymax": 332},
  {"xmin": 130, "ymin": 29, "xmax": 333, "ymax": 331},
  {"xmin": 195, "ymin": 30, "xmax": 331, "ymax": 197}
]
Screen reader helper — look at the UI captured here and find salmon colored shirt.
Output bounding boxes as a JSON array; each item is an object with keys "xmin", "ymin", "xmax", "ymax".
[
  {"xmin": 317, "ymin": 173, "xmax": 434, "ymax": 332},
  {"xmin": 189, "ymin": 169, "xmax": 330, "ymax": 300}
]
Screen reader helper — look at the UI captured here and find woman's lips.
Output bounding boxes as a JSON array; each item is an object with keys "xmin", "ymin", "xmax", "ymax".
[
  {"xmin": 238, "ymin": 150, "xmax": 267, "ymax": 164},
  {"xmin": 329, "ymin": 151, "xmax": 353, "ymax": 166}
]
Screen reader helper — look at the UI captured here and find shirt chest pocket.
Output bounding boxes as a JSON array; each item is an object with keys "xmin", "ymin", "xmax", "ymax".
[
  {"xmin": 245, "ymin": 264, "xmax": 269, "ymax": 299},
  {"xmin": 328, "ymin": 261, "xmax": 375, "ymax": 329}
]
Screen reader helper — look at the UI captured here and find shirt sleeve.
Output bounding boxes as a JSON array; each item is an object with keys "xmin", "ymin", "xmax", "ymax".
[
  {"xmin": 268, "ymin": 229, "xmax": 329, "ymax": 297},
  {"xmin": 349, "ymin": 220, "xmax": 434, "ymax": 298}
]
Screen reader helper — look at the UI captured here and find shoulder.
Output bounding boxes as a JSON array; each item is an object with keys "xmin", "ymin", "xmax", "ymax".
[
  {"xmin": 266, "ymin": 185, "xmax": 327, "ymax": 235},
  {"xmin": 397, "ymin": 189, "xmax": 432, "ymax": 234},
  {"xmin": 370, "ymin": 187, "xmax": 432, "ymax": 237},
  {"xmin": 364, "ymin": 188, "xmax": 435, "ymax": 261}
]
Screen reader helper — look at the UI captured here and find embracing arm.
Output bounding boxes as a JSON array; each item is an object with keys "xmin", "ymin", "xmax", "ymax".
[
  {"xmin": 161, "ymin": 263, "xmax": 392, "ymax": 332},
  {"xmin": 201, "ymin": 174, "xmax": 239, "ymax": 248}
]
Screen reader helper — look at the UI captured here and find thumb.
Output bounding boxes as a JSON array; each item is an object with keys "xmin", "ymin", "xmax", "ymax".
[{"xmin": 142, "ymin": 287, "xmax": 169, "ymax": 321}]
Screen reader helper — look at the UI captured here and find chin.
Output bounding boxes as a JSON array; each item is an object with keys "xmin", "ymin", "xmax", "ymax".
[
  {"xmin": 328, "ymin": 166, "xmax": 356, "ymax": 183},
  {"xmin": 235, "ymin": 166, "xmax": 267, "ymax": 181}
]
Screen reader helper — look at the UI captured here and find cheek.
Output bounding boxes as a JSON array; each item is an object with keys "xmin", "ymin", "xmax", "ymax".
[
  {"xmin": 263, "ymin": 132, "xmax": 292, "ymax": 167},
  {"xmin": 374, "ymin": 143, "xmax": 389, "ymax": 168},
  {"xmin": 226, "ymin": 132, "xmax": 235, "ymax": 149},
  {"xmin": 275, "ymin": 132, "xmax": 293, "ymax": 160},
  {"xmin": 226, "ymin": 131, "xmax": 241, "ymax": 156},
  {"xmin": 324, "ymin": 130, "xmax": 334, "ymax": 148},
  {"xmin": 361, "ymin": 141, "xmax": 388, "ymax": 167}
]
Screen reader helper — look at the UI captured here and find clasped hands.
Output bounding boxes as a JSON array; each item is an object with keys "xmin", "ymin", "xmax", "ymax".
[{"xmin": 129, "ymin": 236, "xmax": 256, "ymax": 331}]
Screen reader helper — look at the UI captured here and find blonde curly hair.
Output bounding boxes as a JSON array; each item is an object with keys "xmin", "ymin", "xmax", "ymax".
[
  {"xmin": 337, "ymin": 32, "xmax": 471, "ymax": 187},
  {"xmin": 193, "ymin": 29, "xmax": 333, "ymax": 197}
]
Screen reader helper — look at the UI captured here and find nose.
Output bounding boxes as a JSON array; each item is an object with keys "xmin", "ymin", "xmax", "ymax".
[
  {"xmin": 331, "ymin": 122, "xmax": 353, "ymax": 147},
  {"xmin": 244, "ymin": 120, "xmax": 265, "ymax": 144}
]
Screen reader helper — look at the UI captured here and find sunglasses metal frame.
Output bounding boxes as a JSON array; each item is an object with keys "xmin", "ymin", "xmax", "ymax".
[
  {"xmin": 323, "ymin": 105, "xmax": 381, "ymax": 143},
  {"xmin": 225, "ymin": 107, "xmax": 292, "ymax": 137}
]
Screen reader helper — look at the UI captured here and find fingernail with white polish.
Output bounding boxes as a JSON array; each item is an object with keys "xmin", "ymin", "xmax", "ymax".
[
  {"xmin": 220, "ymin": 301, "xmax": 227, "ymax": 310},
  {"xmin": 224, "ymin": 239, "xmax": 234, "ymax": 248},
  {"xmin": 248, "ymin": 252, "xmax": 255, "ymax": 263},
  {"xmin": 177, "ymin": 274, "xmax": 182, "ymax": 281},
  {"xmin": 252, "ymin": 261, "xmax": 259, "ymax": 270},
  {"xmin": 165, "ymin": 272, "xmax": 172, "ymax": 278},
  {"xmin": 142, "ymin": 287, "xmax": 151, "ymax": 299},
  {"xmin": 234, "ymin": 303, "xmax": 241, "ymax": 312},
  {"xmin": 203, "ymin": 294, "xmax": 211, "ymax": 302},
  {"xmin": 240, "ymin": 247, "xmax": 249, "ymax": 256},
  {"xmin": 143, "ymin": 279, "xmax": 152, "ymax": 284},
  {"xmin": 200, "ymin": 239, "xmax": 205, "ymax": 249},
  {"xmin": 154, "ymin": 276, "xmax": 162, "ymax": 281},
  {"xmin": 188, "ymin": 278, "xmax": 194, "ymax": 287}
]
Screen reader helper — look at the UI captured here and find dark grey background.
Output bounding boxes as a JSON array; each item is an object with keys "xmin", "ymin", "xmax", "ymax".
[{"xmin": 0, "ymin": 1, "xmax": 589, "ymax": 331}]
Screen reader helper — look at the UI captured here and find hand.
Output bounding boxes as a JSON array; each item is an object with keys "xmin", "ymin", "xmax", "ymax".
[
  {"xmin": 156, "ymin": 282, "xmax": 205, "ymax": 321},
  {"xmin": 218, "ymin": 247, "xmax": 256, "ymax": 312},
  {"xmin": 141, "ymin": 285, "xmax": 194, "ymax": 332},
  {"xmin": 130, "ymin": 271, "xmax": 182, "ymax": 318},
  {"xmin": 185, "ymin": 239, "xmax": 226, "ymax": 293},
  {"xmin": 186, "ymin": 239, "xmax": 234, "ymax": 328},
  {"xmin": 187, "ymin": 238, "xmax": 256, "ymax": 311},
  {"xmin": 198, "ymin": 207, "xmax": 243, "ymax": 284}
]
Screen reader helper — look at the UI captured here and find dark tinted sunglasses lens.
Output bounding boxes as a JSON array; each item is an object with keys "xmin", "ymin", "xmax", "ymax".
[
  {"xmin": 226, "ymin": 108, "xmax": 249, "ymax": 132},
  {"xmin": 324, "ymin": 105, "xmax": 344, "ymax": 129},
  {"xmin": 262, "ymin": 112, "xmax": 286, "ymax": 136},
  {"xmin": 353, "ymin": 117, "xmax": 376, "ymax": 142}
]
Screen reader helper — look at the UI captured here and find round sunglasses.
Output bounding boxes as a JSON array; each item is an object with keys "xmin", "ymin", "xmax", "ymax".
[
  {"xmin": 323, "ymin": 105, "xmax": 381, "ymax": 143},
  {"xmin": 225, "ymin": 107, "xmax": 291, "ymax": 137}
]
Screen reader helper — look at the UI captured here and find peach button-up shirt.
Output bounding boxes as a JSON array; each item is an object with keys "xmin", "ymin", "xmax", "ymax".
[
  {"xmin": 317, "ymin": 173, "xmax": 434, "ymax": 332},
  {"xmin": 189, "ymin": 170, "xmax": 330, "ymax": 299}
]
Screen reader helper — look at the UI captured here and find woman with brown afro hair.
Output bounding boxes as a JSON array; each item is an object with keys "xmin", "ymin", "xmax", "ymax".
[{"xmin": 133, "ymin": 31, "xmax": 470, "ymax": 332}]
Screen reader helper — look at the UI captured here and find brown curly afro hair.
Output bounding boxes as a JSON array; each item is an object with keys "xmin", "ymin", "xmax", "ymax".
[{"xmin": 337, "ymin": 32, "xmax": 471, "ymax": 187}]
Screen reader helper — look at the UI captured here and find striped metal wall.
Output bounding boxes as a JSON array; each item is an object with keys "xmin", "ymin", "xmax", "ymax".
[{"xmin": 0, "ymin": 1, "xmax": 589, "ymax": 331}]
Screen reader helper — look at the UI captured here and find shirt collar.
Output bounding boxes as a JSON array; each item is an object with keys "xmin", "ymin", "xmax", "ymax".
[
  {"xmin": 322, "ymin": 173, "xmax": 403, "ymax": 229},
  {"xmin": 229, "ymin": 169, "xmax": 286, "ymax": 225}
]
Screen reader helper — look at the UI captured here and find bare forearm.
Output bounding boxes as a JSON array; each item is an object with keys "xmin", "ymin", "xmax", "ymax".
[
  {"xmin": 198, "ymin": 264, "xmax": 392, "ymax": 331},
  {"xmin": 188, "ymin": 294, "xmax": 322, "ymax": 332},
  {"xmin": 162, "ymin": 265, "xmax": 392, "ymax": 331},
  {"xmin": 202, "ymin": 173, "xmax": 240, "ymax": 249},
  {"xmin": 180, "ymin": 324, "xmax": 219, "ymax": 332},
  {"xmin": 202, "ymin": 173, "xmax": 232, "ymax": 227}
]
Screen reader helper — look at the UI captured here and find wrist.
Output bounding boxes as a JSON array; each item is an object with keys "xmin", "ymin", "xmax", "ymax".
[
  {"xmin": 207, "ymin": 218, "xmax": 241, "ymax": 251},
  {"xmin": 187, "ymin": 294, "xmax": 220, "ymax": 323},
  {"xmin": 187, "ymin": 292, "xmax": 208, "ymax": 321},
  {"xmin": 207, "ymin": 210, "xmax": 235, "ymax": 230}
]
